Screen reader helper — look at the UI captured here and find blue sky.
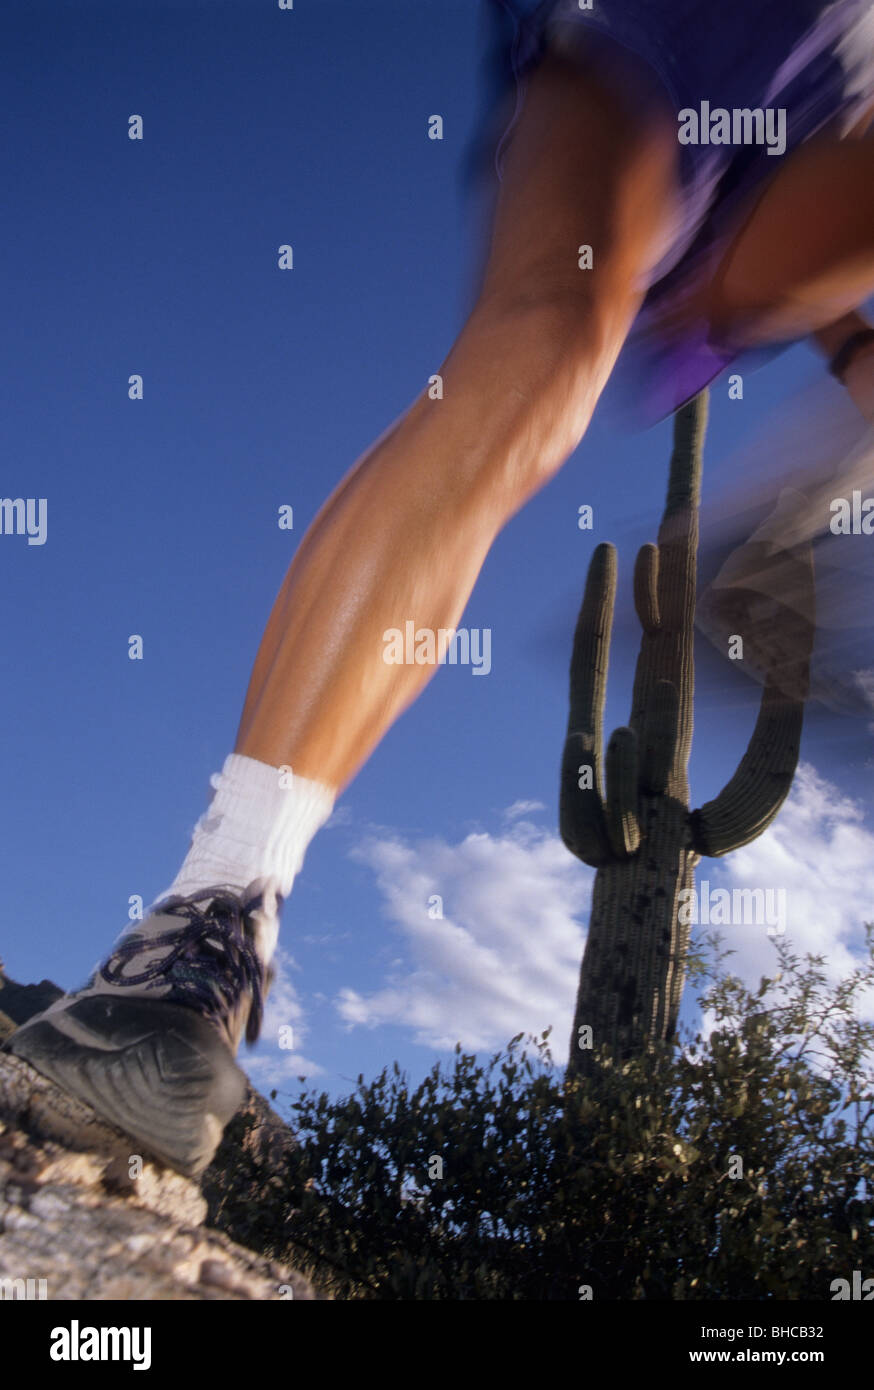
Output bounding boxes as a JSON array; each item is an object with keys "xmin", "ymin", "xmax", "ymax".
[{"xmin": 2, "ymin": 0, "xmax": 873, "ymax": 1106}]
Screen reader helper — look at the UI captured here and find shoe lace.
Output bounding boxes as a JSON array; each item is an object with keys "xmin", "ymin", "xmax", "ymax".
[{"xmin": 99, "ymin": 887, "xmax": 271, "ymax": 1046}]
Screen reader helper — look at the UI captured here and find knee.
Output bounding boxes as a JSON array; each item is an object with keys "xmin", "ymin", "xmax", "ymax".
[
  {"xmin": 473, "ymin": 278, "xmax": 612, "ymax": 404},
  {"xmin": 475, "ymin": 271, "xmax": 605, "ymax": 350},
  {"xmin": 461, "ymin": 286, "xmax": 614, "ymax": 500}
]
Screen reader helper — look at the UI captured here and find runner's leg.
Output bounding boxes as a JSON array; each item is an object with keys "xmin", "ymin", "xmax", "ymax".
[{"xmin": 234, "ymin": 49, "xmax": 681, "ymax": 793}]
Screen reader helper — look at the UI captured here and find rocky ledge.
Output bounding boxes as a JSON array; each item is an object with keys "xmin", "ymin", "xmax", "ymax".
[{"xmin": 0, "ymin": 972, "xmax": 319, "ymax": 1301}]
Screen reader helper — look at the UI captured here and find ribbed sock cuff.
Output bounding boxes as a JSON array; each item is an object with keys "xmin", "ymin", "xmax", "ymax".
[{"xmin": 156, "ymin": 754, "xmax": 336, "ymax": 906}]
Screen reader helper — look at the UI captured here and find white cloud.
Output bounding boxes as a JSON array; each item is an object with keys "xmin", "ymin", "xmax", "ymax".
[
  {"xmin": 336, "ymin": 819, "xmax": 593, "ymax": 1057},
  {"xmin": 502, "ymin": 799, "xmax": 546, "ymax": 822},
  {"xmin": 695, "ymin": 761, "xmax": 874, "ymax": 1017},
  {"xmin": 336, "ymin": 770, "xmax": 874, "ymax": 1064}
]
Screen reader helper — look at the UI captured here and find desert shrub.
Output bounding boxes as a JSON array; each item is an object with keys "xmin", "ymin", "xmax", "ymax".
[{"xmin": 208, "ymin": 930, "xmax": 874, "ymax": 1300}]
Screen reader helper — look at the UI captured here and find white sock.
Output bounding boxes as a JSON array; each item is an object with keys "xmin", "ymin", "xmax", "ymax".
[{"xmin": 152, "ymin": 753, "xmax": 336, "ymax": 911}]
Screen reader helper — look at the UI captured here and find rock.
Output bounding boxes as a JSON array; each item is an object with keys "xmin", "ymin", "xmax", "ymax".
[
  {"xmin": 0, "ymin": 1050, "xmax": 319, "ymax": 1300},
  {"xmin": 0, "ymin": 969, "xmax": 63, "ymax": 1030},
  {"xmin": 0, "ymin": 966, "xmax": 322, "ymax": 1300}
]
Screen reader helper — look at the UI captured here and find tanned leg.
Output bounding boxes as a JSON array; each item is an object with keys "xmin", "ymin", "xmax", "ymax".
[
  {"xmin": 704, "ymin": 127, "xmax": 874, "ymax": 348},
  {"xmin": 235, "ymin": 51, "xmax": 680, "ymax": 792}
]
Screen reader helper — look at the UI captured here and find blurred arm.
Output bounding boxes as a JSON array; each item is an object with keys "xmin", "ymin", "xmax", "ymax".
[{"xmin": 812, "ymin": 309, "xmax": 874, "ymax": 421}]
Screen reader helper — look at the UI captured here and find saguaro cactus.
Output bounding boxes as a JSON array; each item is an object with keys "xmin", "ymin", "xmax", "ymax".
[{"xmin": 560, "ymin": 391, "xmax": 814, "ymax": 1077}]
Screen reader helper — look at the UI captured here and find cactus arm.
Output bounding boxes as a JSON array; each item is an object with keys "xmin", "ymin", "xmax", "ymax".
[
  {"xmin": 691, "ymin": 519, "xmax": 814, "ymax": 858},
  {"xmin": 689, "ymin": 682, "xmax": 804, "ymax": 857},
  {"xmin": 560, "ymin": 737, "xmax": 611, "ymax": 865},
  {"xmin": 605, "ymin": 726, "xmax": 641, "ymax": 857},
  {"xmin": 559, "ymin": 543, "xmax": 616, "ymax": 866},
  {"xmin": 656, "ymin": 395, "xmax": 703, "ymax": 629},
  {"xmin": 633, "ymin": 543, "xmax": 660, "ymax": 633}
]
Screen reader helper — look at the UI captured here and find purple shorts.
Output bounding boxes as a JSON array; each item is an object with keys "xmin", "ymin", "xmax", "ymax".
[{"xmin": 469, "ymin": 0, "xmax": 874, "ymax": 422}]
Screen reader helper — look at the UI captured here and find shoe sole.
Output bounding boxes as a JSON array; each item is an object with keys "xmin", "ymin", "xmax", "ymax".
[{"xmin": 2, "ymin": 995, "xmax": 247, "ymax": 1179}]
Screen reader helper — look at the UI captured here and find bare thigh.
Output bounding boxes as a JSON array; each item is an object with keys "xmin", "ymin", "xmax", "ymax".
[
  {"xmin": 477, "ymin": 48, "xmax": 683, "ymax": 373},
  {"xmin": 703, "ymin": 125, "xmax": 874, "ymax": 347}
]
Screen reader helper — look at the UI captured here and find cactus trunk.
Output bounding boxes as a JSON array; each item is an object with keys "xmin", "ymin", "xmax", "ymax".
[{"xmin": 572, "ymin": 805, "xmax": 696, "ymax": 1062}]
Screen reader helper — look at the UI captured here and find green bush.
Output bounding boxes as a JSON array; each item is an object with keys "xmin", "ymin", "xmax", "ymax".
[{"xmin": 207, "ymin": 929, "xmax": 874, "ymax": 1300}]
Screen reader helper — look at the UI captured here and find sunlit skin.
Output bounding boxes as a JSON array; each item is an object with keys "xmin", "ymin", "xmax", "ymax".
[{"xmin": 235, "ymin": 50, "xmax": 874, "ymax": 795}]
